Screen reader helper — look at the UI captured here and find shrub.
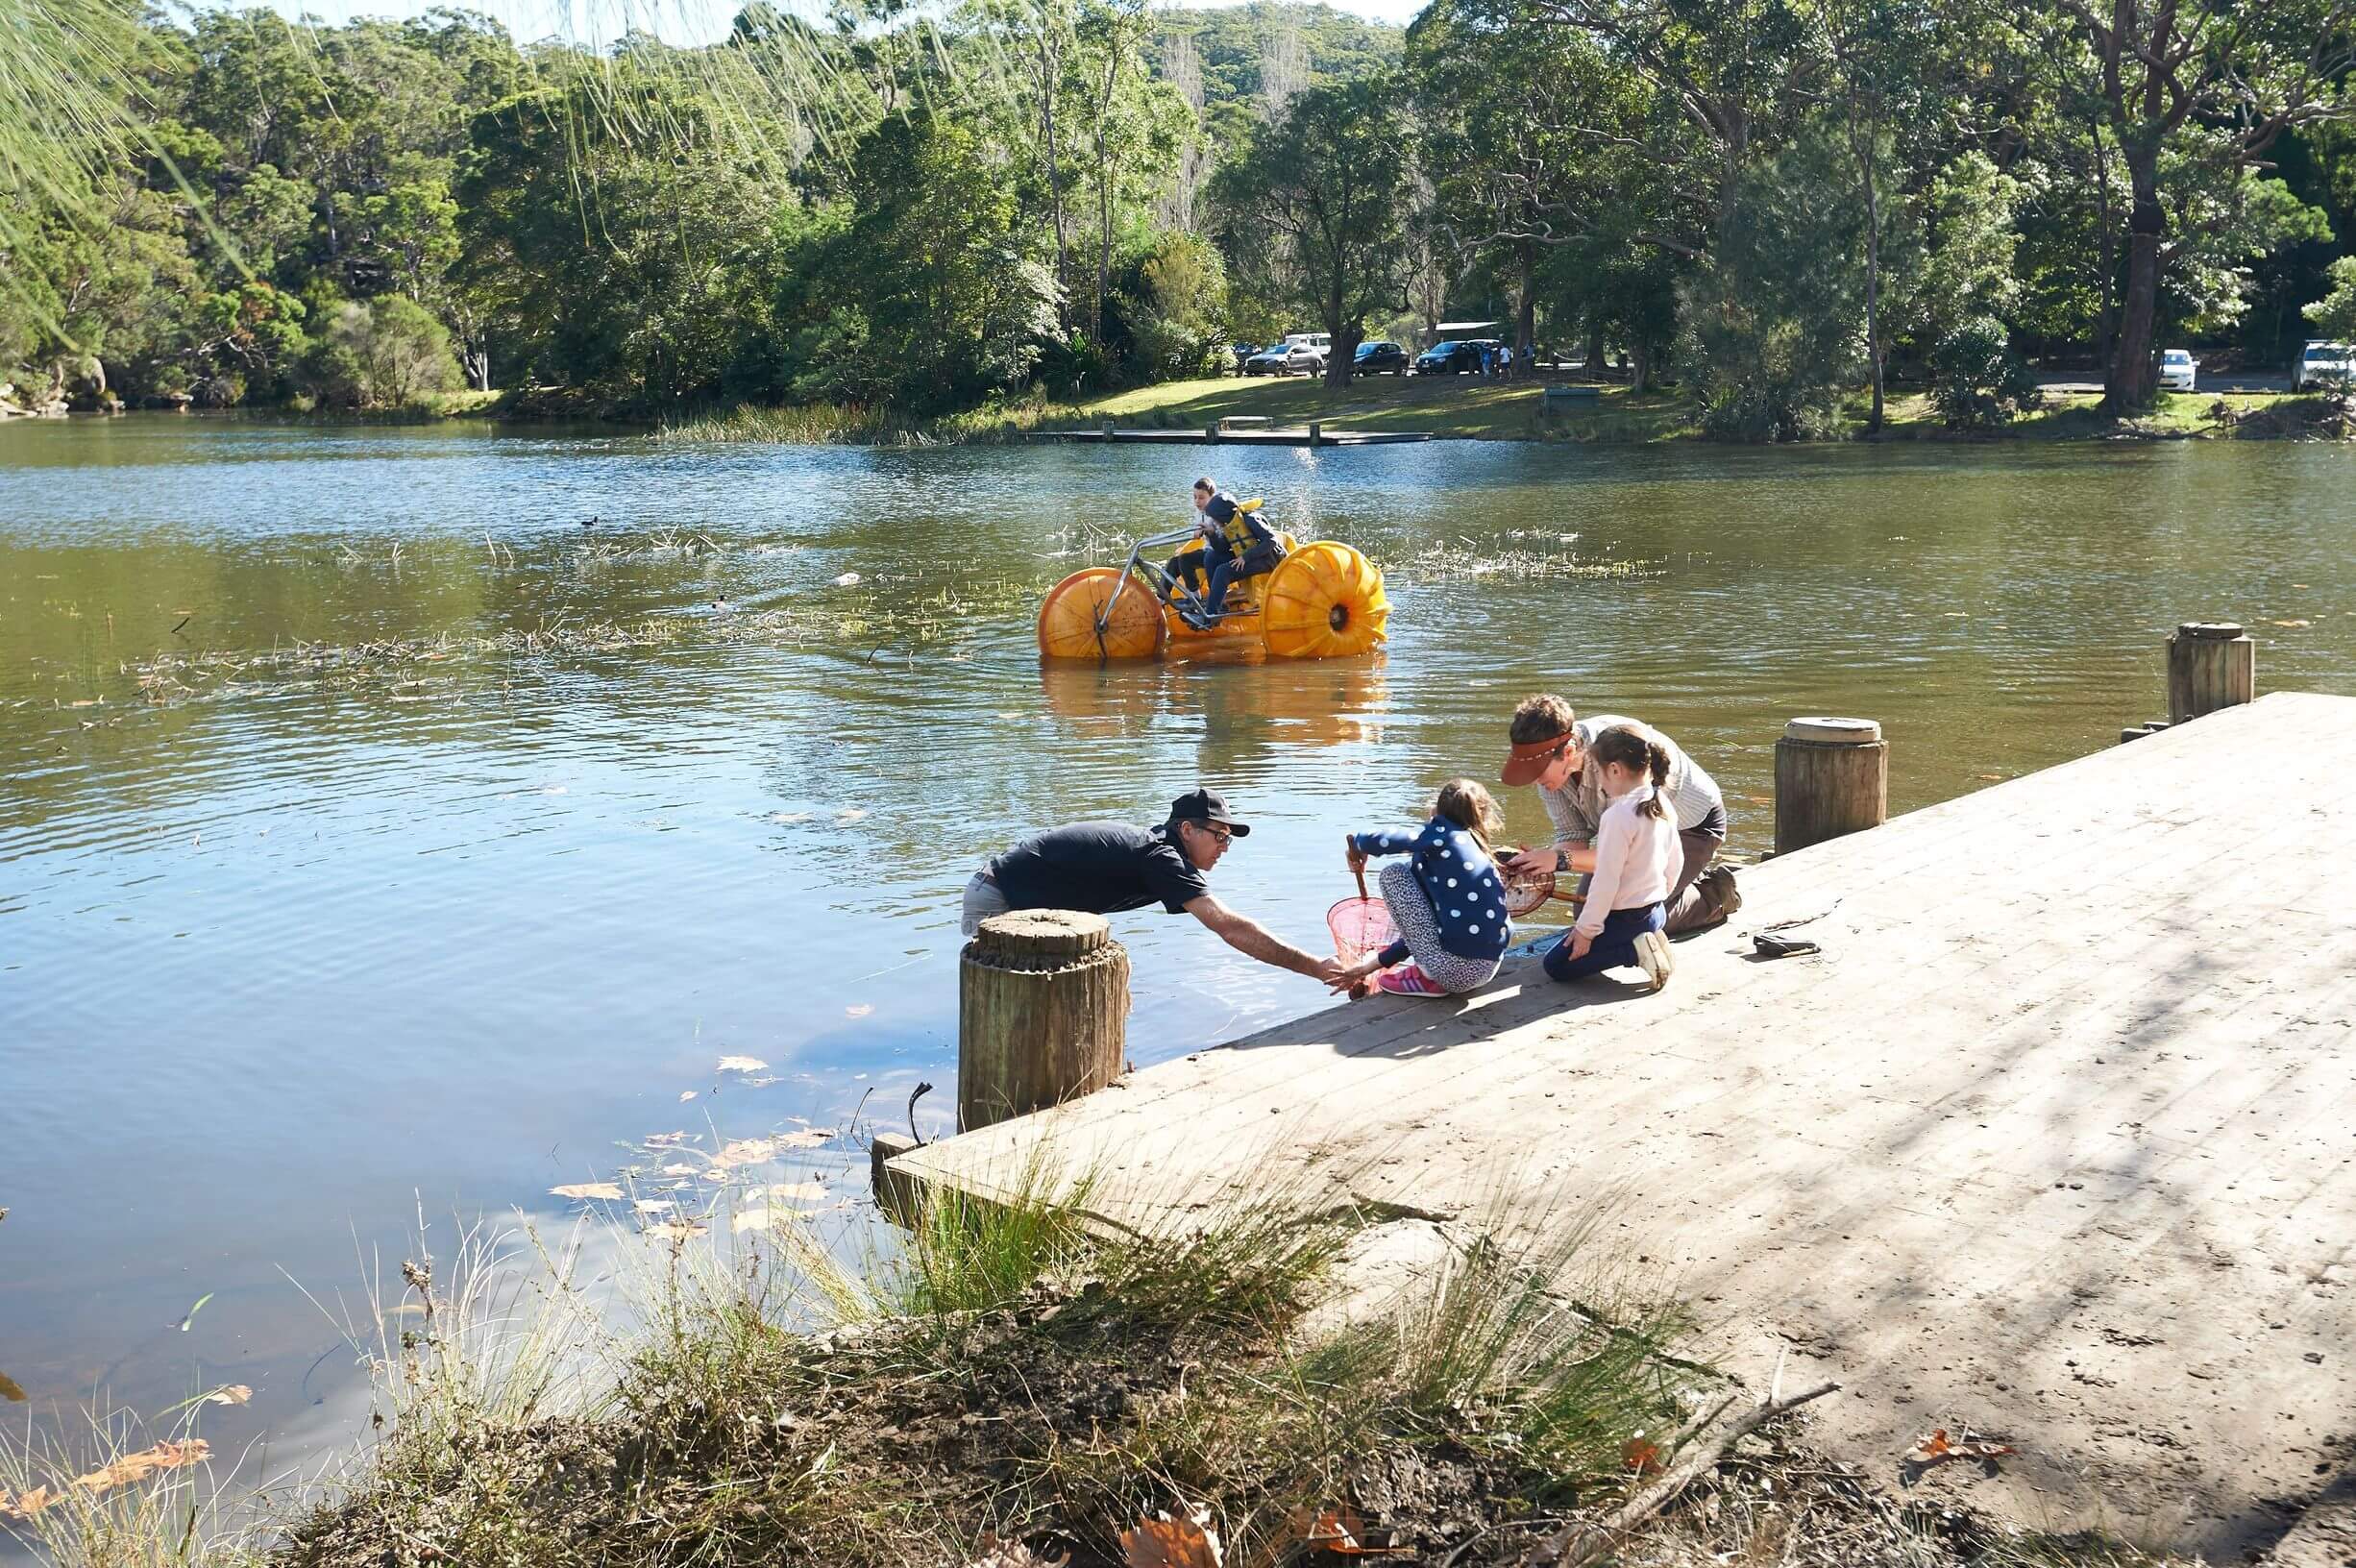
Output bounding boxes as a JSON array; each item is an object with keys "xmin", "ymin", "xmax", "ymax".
[{"xmin": 1928, "ymin": 315, "xmax": 2040, "ymax": 430}]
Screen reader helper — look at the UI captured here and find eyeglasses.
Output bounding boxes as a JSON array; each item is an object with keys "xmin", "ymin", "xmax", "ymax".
[{"xmin": 1191, "ymin": 822, "xmax": 1233, "ymax": 845}]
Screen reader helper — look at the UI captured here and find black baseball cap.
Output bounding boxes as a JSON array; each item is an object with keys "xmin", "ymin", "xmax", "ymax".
[{"xmin": 1166, "ymin": 786, "xmax": 1251, "ymax": 837}]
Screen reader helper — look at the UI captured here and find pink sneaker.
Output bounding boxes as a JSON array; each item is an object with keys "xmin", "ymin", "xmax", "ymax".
[{"xmin": 1375, "ymin": 963, "xmax": 1448, "ymax": 997}]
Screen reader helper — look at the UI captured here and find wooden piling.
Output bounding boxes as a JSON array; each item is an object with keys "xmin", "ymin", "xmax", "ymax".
[
  {"xmin": 958, "ymin": 910, "xmax": 1128, "ymax": 1132},
  {"xmin": 1774, "ymin": 717, "xmax": 1888, "ymax": 855},
  {"xmin": 1204, "ymin": 422, "xmax": 1220, "ymax": 443},
  {"xmin": 1308, "ymin": 420, "xmax": 1322, "ymax": 447},
  {"xmin": 2167, "ymin": 621, "xmax": 2255, "ymax": 725}
]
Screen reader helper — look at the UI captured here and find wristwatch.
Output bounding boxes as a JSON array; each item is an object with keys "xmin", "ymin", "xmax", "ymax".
[{"xmin": 1556, "ymin": 848, "xmax": 1571, "ymax": 873}]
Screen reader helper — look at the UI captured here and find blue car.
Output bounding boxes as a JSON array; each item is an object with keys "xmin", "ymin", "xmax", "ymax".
[
  {"xmin": 1353, "ymin": 340, "xmax": 1409, "ymax": 376},
  {"xmin": 1414, "ymin": 339, "xmax": 1494, "ymax": 375}
]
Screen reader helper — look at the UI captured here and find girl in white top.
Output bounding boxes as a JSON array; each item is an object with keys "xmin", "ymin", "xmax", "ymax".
[{"xmin": 1541, "ymin": 724, "xmax": 1679, "ymax": 992}]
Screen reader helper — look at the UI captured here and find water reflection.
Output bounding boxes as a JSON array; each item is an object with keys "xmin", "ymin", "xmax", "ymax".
[{"xmin": 3, "ymin": 416, "xmax": 2354, "ymax": 1507}]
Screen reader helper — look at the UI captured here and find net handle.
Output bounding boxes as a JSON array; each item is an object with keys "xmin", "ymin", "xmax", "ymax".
[{"xmin": 1347, "ymin": 832, "xmax": 1367, "ymax": 902}]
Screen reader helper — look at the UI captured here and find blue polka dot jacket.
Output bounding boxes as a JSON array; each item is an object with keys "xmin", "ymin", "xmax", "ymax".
[{"xmin": 1350, "ymin": 816, "xmax": 1511, "ymax": 962}]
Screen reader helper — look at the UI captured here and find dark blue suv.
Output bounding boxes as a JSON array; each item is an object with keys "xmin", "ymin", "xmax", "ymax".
[{"xmin": 1353, "ymin": 340, "xmax": 1409, "ymax": 376}]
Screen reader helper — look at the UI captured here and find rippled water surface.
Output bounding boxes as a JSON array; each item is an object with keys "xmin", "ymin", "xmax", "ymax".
[{"xmin": 4, "ymin": 416, "xmax": 2355, "ymax": 1494}]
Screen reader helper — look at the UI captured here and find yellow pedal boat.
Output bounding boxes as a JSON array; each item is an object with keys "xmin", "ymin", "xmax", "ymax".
[{"xmin": 1037, "ymin": 518, "xmax": 1389, "ymax": 661}]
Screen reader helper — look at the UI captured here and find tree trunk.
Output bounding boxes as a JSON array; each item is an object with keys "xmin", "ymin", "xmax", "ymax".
[
  {"xmin": 2092, "ymin": 118, "xmax": 2117, "ymax": 371},
  {"xmin": 1863, "ymin": 135, "xmax": 1883, "ymax": 434},
  {"xmin": 2104, "ymin": 167, "xmax": 2164, "ymax": 413},
  {"xmin": 1325, "ymin": 318, "xmax": 1362, "ymax": 389},
  {"xmin": 1584, "ymin": 314, "xmax": 1604, "ymax": 379},
  {"xmin": 1514, "ymin": 240, "xmax": 1535, "ymax": 369},
  {"xmin": 1038, "ymin": 32, "xmax": 1069, "ymax": 329},
  {"xmin": 1632, "ymin": 335, "xmax": 1653, "ymax": 392}
]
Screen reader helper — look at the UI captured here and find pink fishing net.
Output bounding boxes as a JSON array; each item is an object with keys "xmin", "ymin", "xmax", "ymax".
[{"xmin": 1327, "ymin": 895, "xmax": 1398, "ymax": 965}]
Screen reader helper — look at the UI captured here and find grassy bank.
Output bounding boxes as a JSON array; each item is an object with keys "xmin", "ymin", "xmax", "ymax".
[
  {"xmin": 654, "ymin": 377, "xmax": 2345, "ymax": 449},
  {"xmin": 2, "ymin": 1164, "xmax": 2192, "ymax": 1568}
]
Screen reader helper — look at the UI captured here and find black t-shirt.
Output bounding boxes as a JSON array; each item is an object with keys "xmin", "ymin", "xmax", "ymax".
[{"xmin": 987, "ymin": 822, "xmax": 1210, "ymax": 916}]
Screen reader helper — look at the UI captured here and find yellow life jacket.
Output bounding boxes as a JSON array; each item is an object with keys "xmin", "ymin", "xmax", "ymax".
[{"xmin": 1218, "ymin": 496, "xmax": 1273, "ymax": 555}]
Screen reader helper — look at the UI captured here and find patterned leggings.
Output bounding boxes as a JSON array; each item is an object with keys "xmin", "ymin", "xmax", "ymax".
[{"xmin": 1380, "ymin": 862, "xmax": 1502, "ymax": 994}]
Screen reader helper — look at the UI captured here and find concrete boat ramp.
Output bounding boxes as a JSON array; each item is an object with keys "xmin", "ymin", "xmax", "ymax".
[{"xmin": 894, "ymin": 692, "xmax": 2356, "ymax": 1560}]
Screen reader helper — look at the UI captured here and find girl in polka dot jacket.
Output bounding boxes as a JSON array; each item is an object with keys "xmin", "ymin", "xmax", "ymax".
[{"xmin": 1332, "ymin": 779, "xmax": 1511, "ymax": 998}]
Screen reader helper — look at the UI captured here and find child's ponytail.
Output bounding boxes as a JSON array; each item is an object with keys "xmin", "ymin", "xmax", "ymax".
[
  {"xmin": 1431, "ymin": 777, "xmax": 1505, "ymax": 858},
  {"xmin": 1589, "ymin": 725, "xmax": 1671, "ymax": 819}
]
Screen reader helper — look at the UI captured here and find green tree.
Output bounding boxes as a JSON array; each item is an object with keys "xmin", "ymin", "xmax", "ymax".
[
  {"xmin": 1215, "ymin": 78, "xmax": 1407, "ymax": 387},
  {"xmin": 306, "ymin": 295, "xmax": 464, "ymax": 406},
  {"xmin": 2018, "ymin": 0, "xmax": 2356, "ymax": 409},
  {"xmin": 1679, "ymin": 124, "xmax": 1866, "ymax": 440}
]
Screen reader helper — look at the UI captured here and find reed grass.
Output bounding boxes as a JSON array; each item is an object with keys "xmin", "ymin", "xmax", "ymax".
[{"xmin": 3, "ymin": 1153, "xmax": 2198, "ymax": 1568}]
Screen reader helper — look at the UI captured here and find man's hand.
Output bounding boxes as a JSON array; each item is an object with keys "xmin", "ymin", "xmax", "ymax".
[
  {"xmin": 1310, "ymin": 955, "xmax": 1350, "ymax": 987},
  {"xmin": 1326, "ymin": 953, "xmax": 1381, "ymax": 993},
  {"xmin": 1507, "ymin": 845, "xmax": 1556, "ymax": 876}
]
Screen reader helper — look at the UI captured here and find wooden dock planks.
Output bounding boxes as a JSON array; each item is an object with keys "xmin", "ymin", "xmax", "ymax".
[{"xmin": 893, "ymin": 692, "xmax": 2356, "ymax": 1557}]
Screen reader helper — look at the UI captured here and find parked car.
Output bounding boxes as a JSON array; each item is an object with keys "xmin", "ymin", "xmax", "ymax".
[
  {"xmin": 1352, "ymin": 340, "xmax": 1408, "ymax": 376},
  {"xmin": 1413, "ymin": 339, "xmax": 1495, "ymax": 375},
  {"xmin": 1228, "ymin": 342, "xmax": 1261, "ymax": 373},
  {"xmin": 1245, "ymin": 341, "xmax": 1327, "ymax": 376},
  {"xmin": 2294, "ymin": 339, "xmax": 2354, "ymax": 390},
  {"xmin": 2158, "ymin": 349, "xmax": 2196, "ymax": 392}
]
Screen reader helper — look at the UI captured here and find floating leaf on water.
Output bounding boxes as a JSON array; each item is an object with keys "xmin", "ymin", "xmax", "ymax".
[
  {"xmin": 832, "ymin": 572, "xmax": 862, "ymax": 587},
  {"xmin": 709, "ymin": 1138, "xmax": 777, "ymax": 1169},
  {"xmin": 203, "ymin": 1385, "xmax": 253, "ymax": 1407},
  {"xmin": 771, "ymin": 812, "xmax": 813, "ymax": 824},
  {"xmin": 846, "ymin": 1003, "xmax": 873, "ymax": 1018},
  {"xmin": 833, "ymin": 808, "xmax": 869, "ymax": 826},
  {"xmin": 1, "ymin": 1484, "xmax": 63, "ymax": 1519},
  {"xmin": 731, "ymin": 1208, "xmax": 785, "ymax": 1234},
  {"xmin": 660, "ymin": 1163, "xmax": 703, "ymax": 1179},
  {"xmin": 774, "ymin": 1127, "xmax": 836, "ymax": 1150},
  {"xmin": 717, "ymin": 1055, "xmax": 769, "ymax": 1073},
  {"xmin": 645, "ymin": 1131, "xmax": 690, "ymax": 1146},
  {"xmin": 71, "ymin": 1438, "xmax": 210, "ymax": 1497},
  {"xmin": 758, "ymin": 1181, "xmax": 829, "ymax": 1204},
  {"xmin": 632, "ymin": 1199, "xmax": 675, "ymax": 1215},
  {"xmin": 679, "ymin": 1090, "xmax": 698, "ymax": 1101},
  {"xmin": 645, "ymin": 1222, "xmax": 708, "ymax": 1242},
  {"xmin": 2271, "ymin": 619, "xmax": 2311, "ymax": 627},
  {"xmin": 550, "ymin": 1183, "xmax": 623, "ymax": 1201},
  {"xmin": 0, "ymin": 1370, "xmax": 25, "ymax": 1402},
  {"xmin": 1121, "ymin": 1504, "xmax": 1223, "ymax": 1568}
]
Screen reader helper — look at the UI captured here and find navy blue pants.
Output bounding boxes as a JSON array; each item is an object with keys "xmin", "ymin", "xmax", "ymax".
[
  {"xmin": 1543, "ymin": 902, "xmax": 1665, "ymax": 982},
  {"xmin": 1201, "ymin": 541, "xmax": 1285, "ymax": 618}
]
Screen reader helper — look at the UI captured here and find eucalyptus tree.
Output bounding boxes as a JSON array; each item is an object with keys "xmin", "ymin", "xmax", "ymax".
[
  {"xmin": 1215, "ymin": 78, "xmax": 1408, "ymax": 386},
  {"xmin": 1406, "ymin": 0, "xmax": 1654, "ymax": 361},
  {"xmin": 2017, "ymin": 0, "xmax": 2356, "ymax": 409}
]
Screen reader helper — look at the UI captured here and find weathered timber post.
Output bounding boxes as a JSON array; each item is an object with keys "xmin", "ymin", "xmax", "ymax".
[
  {"xmin": 1774, "ymin": 717, "xmax": 1888, "ymax": 856},
  {"xmin": 1308, "ymin": 421, "xmax": 1322, "ymax": 447},
  {"xmin": 1099, "ymin": 421, "xmax": 1114, "ymax": 442},
  {"xmin": 1205, "ymin": 422, "xmax": 1220, "ymax": 443},
  {"xmin": 958, "ymin": 910, "xmax": 1128, "ymax": 1132},
  {"xmin": 2167, "ymin": 622, "xmax": 2255, "ymax": 725}
]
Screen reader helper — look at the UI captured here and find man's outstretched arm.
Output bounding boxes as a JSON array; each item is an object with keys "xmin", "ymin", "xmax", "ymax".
[{"xmin": 1185, "ymin": 895, "xmax": 1342, "ymax": 984}]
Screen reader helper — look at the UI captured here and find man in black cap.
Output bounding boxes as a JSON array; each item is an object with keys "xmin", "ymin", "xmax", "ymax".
[{"xmin": 962, "ymin": 788, "xmax": 1344, "ymax": 985}]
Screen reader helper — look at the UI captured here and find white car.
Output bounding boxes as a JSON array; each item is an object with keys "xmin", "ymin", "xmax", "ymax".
[
  {"xmin": 2158, "ymin": 349, "xmax": 2196, "ymax": 392},
  {"xmin": 2294, "ymin": 339, "xmax": 2354, "ymax": 390}
]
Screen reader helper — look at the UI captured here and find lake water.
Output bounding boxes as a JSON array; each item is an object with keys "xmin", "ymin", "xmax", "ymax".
[{"xmin": 4, "ymin": 416, "xmax": 2354, "ymax": 1502}]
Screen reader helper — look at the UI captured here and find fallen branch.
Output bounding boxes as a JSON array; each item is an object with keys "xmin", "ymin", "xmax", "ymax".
[{"xmin": 1515, "ymin": 1381, "xmax": 1842, "ymax": 1568}]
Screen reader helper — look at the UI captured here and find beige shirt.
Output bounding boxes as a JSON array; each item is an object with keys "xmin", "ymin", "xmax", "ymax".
[
  {"xmin": 1574, "ymin": 784, "xmax": 1681, "ymax": 938},
  {"xmin": 1539, "ymin": 715, "xmax": 1725, "ymax": 842}
]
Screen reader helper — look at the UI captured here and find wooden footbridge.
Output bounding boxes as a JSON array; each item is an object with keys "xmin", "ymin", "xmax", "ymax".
[{"xmin": 892, "ymin": 673, "xmax": 2356, "ymax": 1562}]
